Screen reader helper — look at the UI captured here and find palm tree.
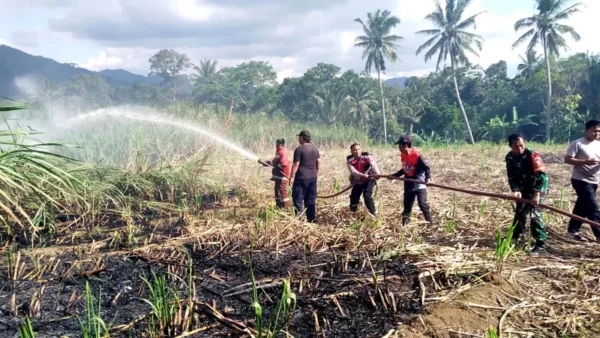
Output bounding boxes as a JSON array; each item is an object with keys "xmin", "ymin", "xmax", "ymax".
[
  {"xmin": 396, "ymin": 87, "xmax": 430, "ymax": 135},
  {"xmin": 517, "ymin": 49, "xmax": 541, "ymax": 78},
  {"xmin": 354, "ymin": 10, "xmax": 403, "ymax": 145},
  {"xmin": 343, "ymin": 81, "xmax": 378, "ymax": 129},
  {"xmin": 313, "ymin": 89, "xmax": 346, "ymax": 125},
  {"xmin": 513, "ymin": 0, "xmax": 582, "ymax": 142},
  {"xmin": 192, "ymin": 58, "xmax": 218, "ymax": 83},
  {"xmin": 415, "ymin": 0, "xmax": 485, "ymax": 144}
]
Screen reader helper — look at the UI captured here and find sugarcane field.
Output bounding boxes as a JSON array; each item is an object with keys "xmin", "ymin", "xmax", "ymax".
[
  {"xmin": 2, "ymin": 106, "xmax": 600, "ymax": 337},
  {"xmin": 3, "ymin": 0, "xmax": 600, "ymax": 336}
]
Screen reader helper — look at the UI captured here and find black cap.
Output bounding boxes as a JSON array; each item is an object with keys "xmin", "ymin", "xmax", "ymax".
[
  {"xmin": 394, "ymin": 135, "xmax": 412, "ymax": 145},
  {"xmin": 297, "ymin": 130, "xmax": 311, "ymax": 138}
]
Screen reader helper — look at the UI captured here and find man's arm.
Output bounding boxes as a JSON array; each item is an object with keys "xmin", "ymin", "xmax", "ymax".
[
  {"xmin": 369, "ymin": 156, "xmax": 380, "ymax": 176},
  {"xmin": 290, "ymin": 162, "xmax": 300, "ymax": 182},
  {"xmin": 564, "ymin": 156, "xmax": 598, "ymax": 166},
  {"xmin": 505, "ymin": 156, "xmax": 520, "ymax": 192},
  {"xmin": 564, "ymin": 141, "xmax": 599, "ymax": 166},
  {"xmin": 316, "ymin": 158, "xmax": 321, "ymax": 172},
  {"xmin": 418, "ymin": 156, "xmax": 431, "ymax": 182},
  {"xmin": 391, "ymin": 169, "xmax": 404, "ymax": 177},
  {"xmin": 290, "ymin": 148, "xmax": 301, "ymax": 182}
]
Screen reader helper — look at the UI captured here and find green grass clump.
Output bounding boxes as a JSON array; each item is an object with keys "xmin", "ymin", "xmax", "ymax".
[
  {"xmin": 18, "ymin": 316, "xmax": 35, "ymax": 338},
  {"xmin": 77, "ymin": 281, "xmax": 110, "ymax": 338}
]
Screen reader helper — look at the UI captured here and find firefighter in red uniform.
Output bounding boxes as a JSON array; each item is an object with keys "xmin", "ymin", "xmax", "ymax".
[
  {"xmin": 347, "ymin": 143, "xmax": 379, "ymax": 216},
  {"xmin": 259, "ymin": 139, "xmax": 291, "ymax": 208}
]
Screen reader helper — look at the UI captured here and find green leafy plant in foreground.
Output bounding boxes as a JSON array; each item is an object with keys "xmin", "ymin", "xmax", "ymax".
[
  {"xmin": 141, "ymin": 271, "xmax": 181, "ymax": 337},
  {"xmin": 77, "ymin": 281, "xmax": 110, "ymax": 338},
  {"xmin": 250, "ymin": 258, "xmax": 297, "ymax": 338},
  {"xmin": 495, "ymin": 220, "xmax": 517, "ymax": 273},
  {"xmin": 18, "ymin": 316, "xmax": 35, "ymax": 338},
  {"xmin": 0, "ymin": 100, "xmax": 80, "ymax": 243}
]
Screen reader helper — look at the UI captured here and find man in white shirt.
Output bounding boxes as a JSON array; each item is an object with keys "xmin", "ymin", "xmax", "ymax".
[{"xmin": 564, "ymin": 120, "xmax": 600, "ymax": 243}]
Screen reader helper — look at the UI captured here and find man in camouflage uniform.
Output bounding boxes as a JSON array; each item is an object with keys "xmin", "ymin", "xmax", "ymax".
[{"xmin": 505, "ymin": 133, "xmax": 549, "ymax": 254}]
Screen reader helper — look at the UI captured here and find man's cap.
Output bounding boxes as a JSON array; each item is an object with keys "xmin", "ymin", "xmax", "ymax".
[
  {"xmin": 394, "ymin": 135, "xmax": 412, "ymax": 145},
  {"xmin": 297, "ymin": 130, "xmax": 311, "ymax": 138}
]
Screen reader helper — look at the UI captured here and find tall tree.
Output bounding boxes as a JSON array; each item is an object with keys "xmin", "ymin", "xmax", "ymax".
[
  {"xmin": 193, "ymin": 58, "xmax": 218, "ymax": 82},
  {"xmin": 513, "ymin": 0, "xmax": 582, "ymax": 142},
  {"xmin": 395, "ymin": 85, "xmax": 430, "ymax": 135},
  {"xmin": 343, "ymin": 80, "xmax": 378, "ymax": 129},
  {"xmin": 517, "ymin": 49, "xmax": 541, "ymax": 78},
  {"xmin": 148, "ymin": 49, "xmax": 192, "ymax": 97},
  {"xmin": 415, "ymin": 0, "xmax": 485, "ymax": 144},
  {"xmin": 354, "ymin": 9, "xmax": 403, "ymax": 145}
]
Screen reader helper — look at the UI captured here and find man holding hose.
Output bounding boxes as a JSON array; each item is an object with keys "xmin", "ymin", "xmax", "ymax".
[
  {"xmin": 347, "ymin": 143, "xmax": 379, "ymax": 216},
  {"xmin": 259, "ymin": 139, "xmax": 291, "ymax": 208},
  {"xmin": 289, "ymin": 130, "xmax": 320, "ymax": 223},
  {"xmin": 375, "ymin": 136, "xmax": 432, "ymax": 225},
  {"xmin": 564, "ymin": 120, "xmax": 600, "ymax": 243},
  {"xmin": 505, "ymin": 133, "xmax": 548, "ymax": 255}
]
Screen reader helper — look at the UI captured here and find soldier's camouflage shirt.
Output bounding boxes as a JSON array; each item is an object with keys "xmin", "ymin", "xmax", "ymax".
[{"xmin": 505, "ymin": 148, "xmax": 549, "ymax": 194}]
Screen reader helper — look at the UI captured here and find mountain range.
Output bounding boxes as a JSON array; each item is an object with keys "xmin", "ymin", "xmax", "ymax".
[
  {"xmin": 0, "ymin": 44, "xmax": 161, "ymax": 97},
  {"xmin": 0, "ymin": 44, "xmax": 408, "ymax": 97}
]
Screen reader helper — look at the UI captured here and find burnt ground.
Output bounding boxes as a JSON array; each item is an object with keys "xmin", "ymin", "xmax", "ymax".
[{"xmin": 0, "ymin": 244, "xmax": 422, "ymax": 338}]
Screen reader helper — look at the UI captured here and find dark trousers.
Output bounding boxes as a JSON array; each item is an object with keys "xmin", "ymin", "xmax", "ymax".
[
  {"xmin": 403, "ymin": 189, "xmax": 432, "ymax": 224},
  {"xmin": 274, "ymin": 180, "xmax": 291, "ymax": 208},
  {"xmin": 350, "ymin": 179, "xmax": 376, "ymax": 215},
  {"xmin": 292, "ymin": 177, "xmax": 317, "ymax": 222},
  {"xmin": 568, "ymin": 179, "xmax": 600, "ymax": 238},
  {"xmin": 512, "ymin": 190, "xmax": 547, "ymax": 242}
]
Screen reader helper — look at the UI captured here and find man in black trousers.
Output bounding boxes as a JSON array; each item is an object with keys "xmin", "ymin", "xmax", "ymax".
[
  {"xmin": 290, "ymin": 130, "xmax": 321, "ymax": 223},
  {"xmin": 346, "ymin": 143, "xmax": 379, "ymax": 216},
  {"xmin": 564, "ymin": 120, "xmax": 600, "ymax": 243}
]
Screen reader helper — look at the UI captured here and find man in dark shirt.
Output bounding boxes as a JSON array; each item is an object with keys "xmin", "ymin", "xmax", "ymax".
[
  {"xmin": 290, "ymin": 130, "xmax": 321, "ymax": 222},
  {"xmin": 505, "ymin": 133, "xmax": 549, "ymax": 254},
  {"xmin": 376, "ymin": 136, "xmax": 432, "ymax": 225}
]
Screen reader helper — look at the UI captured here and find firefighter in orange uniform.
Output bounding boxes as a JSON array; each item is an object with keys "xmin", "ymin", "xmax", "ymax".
[
  {"xmin": 378, "ymin": 136, "xmax": 432, "ymax": 225},
  {"xmin": 259, "ymin": 139, "xmax": 291, "ymax": 208}
]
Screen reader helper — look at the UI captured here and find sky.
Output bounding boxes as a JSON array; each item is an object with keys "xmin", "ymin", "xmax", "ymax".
[{"xmin": 1, "ymin": 0, "xmax": 598, "ymax": 82}]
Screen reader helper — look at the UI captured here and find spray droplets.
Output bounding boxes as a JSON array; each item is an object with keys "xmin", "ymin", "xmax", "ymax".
[{"xmin": 60, "ymin": 106, "xmax": 259, "ymax": 161}]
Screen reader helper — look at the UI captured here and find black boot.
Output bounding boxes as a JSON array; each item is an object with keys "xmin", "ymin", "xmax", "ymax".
[
  {"xmin": 528, "ymin": 240, "xmax": 546, "ymax": 255},
  {"xmin": 402, "ymin": 215, "xmax": 409, "ymax": 226}
]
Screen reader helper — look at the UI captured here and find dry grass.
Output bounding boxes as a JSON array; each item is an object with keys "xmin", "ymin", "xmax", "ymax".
[{"xmin": 2, "ymin": 143, "xmax": 600, "ymax": 337}]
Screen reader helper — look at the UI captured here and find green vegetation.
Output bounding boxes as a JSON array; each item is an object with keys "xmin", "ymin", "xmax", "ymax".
[{"xmin": 1, "ymin": 0, "xmax": 600, "ymax": 337}]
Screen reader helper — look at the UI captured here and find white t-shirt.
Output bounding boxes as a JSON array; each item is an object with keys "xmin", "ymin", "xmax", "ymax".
[{"xmin": 566, "ymin": 137, "xmax": 600, "ymax": 184}]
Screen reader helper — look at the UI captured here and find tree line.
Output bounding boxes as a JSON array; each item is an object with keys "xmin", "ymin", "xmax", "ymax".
[{"xmin": 32, "ymin": 0, "xmax": 597, "ymax": 145}]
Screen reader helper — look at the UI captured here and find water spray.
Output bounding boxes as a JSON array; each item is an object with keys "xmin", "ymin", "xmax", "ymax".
[{"xmin": 61, "ymin": 107, "xmax": 259, "ymax": 161}]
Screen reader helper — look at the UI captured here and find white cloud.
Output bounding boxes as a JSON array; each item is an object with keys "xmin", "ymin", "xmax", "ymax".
[
  {"xmin": 80, "ymin": 50, "xmax": 124, "ymax": 71},
  {"xmin": 2, "ymin": 0, "xmax": 598, "ymax": 81}
]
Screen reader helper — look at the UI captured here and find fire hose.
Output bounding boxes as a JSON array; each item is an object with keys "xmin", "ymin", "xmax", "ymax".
[{"xmin": 257, "ymin": 160, "xmax": 600, "ymax": 229}]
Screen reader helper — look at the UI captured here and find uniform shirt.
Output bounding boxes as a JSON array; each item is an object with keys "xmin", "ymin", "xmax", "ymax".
[
  {"xmin": 392, "ymin": 149, "xmax": 430, "ymax": 191},
  {"xmin": 565, "ymin": 137, "xmax": 600, "ymax": 184},
  {"xmin": 346, "ymin": 152, "xmax": 380, "ymax": 185},
  {"xmin": 266, "ymin": 145, "xmax": 290, "ymax": 181},
  {"xmin": 505, "ymin": 148, "xmax": 548, "ymax": 193}
]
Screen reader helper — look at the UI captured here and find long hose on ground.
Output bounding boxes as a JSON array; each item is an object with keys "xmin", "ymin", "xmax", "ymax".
[
  {"xmin": 326, "ymin": 174, "xmax": 600, "ymax": 229},
  {"xmin": 257, "ymin": 160, "xmax": 600, "ymax": 229}
]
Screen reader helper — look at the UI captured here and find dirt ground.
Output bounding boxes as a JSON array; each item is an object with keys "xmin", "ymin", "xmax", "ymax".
[{"xmin": 2, "ymin": 143, "xmax": 600, "ymax": 337}]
